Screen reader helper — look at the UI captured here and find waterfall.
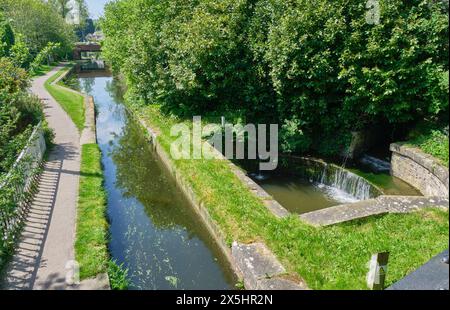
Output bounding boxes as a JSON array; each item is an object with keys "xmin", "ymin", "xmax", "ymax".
[
  {"xmin": 287, "ymin": 157, "xmax": 381, "ymax": 201},
  {"xmin": 326, "ymin": 168, "xmax": 372, "ymax": 200}
]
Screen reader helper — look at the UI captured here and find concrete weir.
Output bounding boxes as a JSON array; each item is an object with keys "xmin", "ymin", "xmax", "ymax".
[
  {"xmin": 134, "ymin": 117, "xmax": 306, "ymax": 290},
  {"xmin": 300, "ymin": 196, "xmax": 449, "ymax": 227}
]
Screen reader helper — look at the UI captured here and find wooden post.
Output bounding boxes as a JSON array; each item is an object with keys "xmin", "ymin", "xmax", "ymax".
[{"xmin": 367, "ymin": 252, "xmax": 389, "ymax": 290}]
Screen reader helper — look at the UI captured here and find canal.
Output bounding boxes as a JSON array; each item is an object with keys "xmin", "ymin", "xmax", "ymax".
[{"xmin": 75, "ymin": 68, "xmax": 235, "ymax": 290}]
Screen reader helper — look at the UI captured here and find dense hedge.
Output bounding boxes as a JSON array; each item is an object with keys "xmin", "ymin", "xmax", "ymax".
[{"xmin": 102, "ymin": 0, "xmax": 449, "ymax": 155}]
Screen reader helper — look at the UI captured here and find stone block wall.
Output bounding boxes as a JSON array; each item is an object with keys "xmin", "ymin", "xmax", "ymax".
[{"xmin": 390, "ymin": 143, "xmax": 449, "ymax": 197}]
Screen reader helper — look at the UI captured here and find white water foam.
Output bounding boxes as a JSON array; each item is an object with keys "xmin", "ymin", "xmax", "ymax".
[{"xmin": 315, "ymin": 183, "xmax": 360, "ymax": 204}]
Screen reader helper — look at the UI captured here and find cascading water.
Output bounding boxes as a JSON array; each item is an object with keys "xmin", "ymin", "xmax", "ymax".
[
  {"xmin": 324, "ymin": 167, "xmax": 373, "ymax": 200},
  {"xmin": 297, "ymin": 158, "xmax": 381, "ymax": 201}
]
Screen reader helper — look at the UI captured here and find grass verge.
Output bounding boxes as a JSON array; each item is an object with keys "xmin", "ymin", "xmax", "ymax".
[
  {"xmin": 76, "ymin": 144, "xmax": 109, "ymax": 280},
  {"xmin": 129, "ymin": 102, "xmax": 449, "ymax": 290},
  {"xmin": 76, "ymin": 144, "xmax": 129, "ymax": 289},
  {"xmin": 44, "ymin": 66, "xmax": 85, "ymax": 131}
]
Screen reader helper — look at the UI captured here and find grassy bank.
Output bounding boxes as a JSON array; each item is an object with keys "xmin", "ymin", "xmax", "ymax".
[
  {"xmin": 129, "ymin": 102, "xmax": 449, "ymax": 290},
  {"xmin": 44, "ymin": 66, "xmax": 85, "ymax": 131},
  {"xmin": 76, "ymin": 144, "xmax": 109, "ymax": 280}
]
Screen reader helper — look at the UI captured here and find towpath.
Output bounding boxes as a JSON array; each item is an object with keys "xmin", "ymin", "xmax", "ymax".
[{"xmin": 1, "ymin": 65, "xmax": 107, "ymax": 290}]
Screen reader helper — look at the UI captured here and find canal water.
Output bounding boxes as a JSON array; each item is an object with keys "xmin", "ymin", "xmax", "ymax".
[{"xmin": 76, "ymin": 69, "xmax": 234, "ymax": 290}]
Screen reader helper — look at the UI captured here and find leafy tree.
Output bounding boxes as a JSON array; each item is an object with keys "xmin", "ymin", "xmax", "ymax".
[
  {"xmin": 9, "ymin": 34, "xmax": 32, "ymax": 68},
  {"xmin": 0, "ymin": 0, "xmax": 75, "ymax": 57},
  {"xmin": 74, "ymin": 0, "xmax": 91, "ymax": 41},
  {"xmin": 30, "ymin": 42, "xmax": 62, "ymax": 73},
  {"xmin": 85, "ymin": 18, "xmax": 95, "ymax": 35},
  {"xmin": 76, "ymin": 0, "xmax": 89, "ymax": 23},
  {"xmin": 264, "ymin": 0, "xmax": 448, "ymax": 154},
  {"xmin": 0, "ymin": 12, "xmax": 14, "ymax": 57}
]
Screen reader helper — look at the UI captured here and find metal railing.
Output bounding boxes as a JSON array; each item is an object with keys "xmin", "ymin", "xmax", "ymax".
[{"xmin": 0, "ymin": 122, "xmax": 46, "ymax": 255}]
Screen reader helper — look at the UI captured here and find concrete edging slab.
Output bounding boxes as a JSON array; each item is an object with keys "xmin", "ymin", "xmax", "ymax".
[{"xmin": 300, "ymin": 195, "xmax": 449, "ymax": 226}]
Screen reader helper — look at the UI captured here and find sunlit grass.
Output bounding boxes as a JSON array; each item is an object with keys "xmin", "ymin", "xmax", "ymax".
[
  {"xmin": 75, "ymin": 144, "xmax": 109, "ymax": 280},
  {"xmin": 130, "ymin": 102, "xmax": 449, "ymax": 290},
  {"xmin": 44, "ymin": 66, "xmax": 85, "ymax": 131}
]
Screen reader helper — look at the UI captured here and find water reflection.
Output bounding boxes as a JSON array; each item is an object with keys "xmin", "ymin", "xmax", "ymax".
[{"xmin": 77, "ymin": 74, "xmax": 234, "ymax": 290}]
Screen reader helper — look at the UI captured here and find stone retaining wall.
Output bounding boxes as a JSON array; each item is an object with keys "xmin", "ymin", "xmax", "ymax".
[{"xmin": 390, "ymin": 143, "xmax": 449, "ymax": 197}]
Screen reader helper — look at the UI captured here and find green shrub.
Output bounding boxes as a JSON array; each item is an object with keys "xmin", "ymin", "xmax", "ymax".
[
  {"xmin": 0, "ymin": 12, "xmax": 14, "ymax": 58},
  {"xmin": 9, "ymin": 34, "xmax": 32, "ymax": 68},
  {"xmin": 0, "ymin": 58, "xmax": 43, "ymax": 174},
  {"xmin": 265, "ymin": 0, "xmax": 448, "ymax": 154},
  {"xmin": 30, "ymin": 42, "xmax": 62, "ymax": 74},
  {"xmin": 410, "ymin": 129, "xmax": 449, "ymax": 167}
]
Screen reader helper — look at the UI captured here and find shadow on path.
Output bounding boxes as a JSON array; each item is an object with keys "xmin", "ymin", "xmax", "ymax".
[{"xmin": 1, "ymin": 142, "xmax": 77, "ymax": 290}]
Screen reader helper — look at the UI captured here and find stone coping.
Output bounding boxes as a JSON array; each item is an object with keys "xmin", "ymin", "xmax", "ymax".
[
  {"xmin": 225, "ymin": 162, "xmax": 290, "ymax": 218},
  {"xmin": 390, "ymin": 143, "xmax": 449, "ymax": 191},
  {"xmin": 231, "ymin": 242, "xmax": 308, "ymax": 290},
  {"xmin": 80, "ymin": 96, "xmax": 97, "ymax": 145},
  {"xmin": 299, "ymin": 195, "xmax": 449, "ymax": 227}
]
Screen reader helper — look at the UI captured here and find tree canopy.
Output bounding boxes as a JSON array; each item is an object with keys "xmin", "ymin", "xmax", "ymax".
[{"xmin": 0, "ymin": 0, "xmax": 75, "ymax": 56}]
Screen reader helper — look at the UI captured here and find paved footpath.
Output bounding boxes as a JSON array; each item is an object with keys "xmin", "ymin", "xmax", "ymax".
[{"xmin": 2, "ymin": 65, "xmax": 108, "ymax": 290}]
